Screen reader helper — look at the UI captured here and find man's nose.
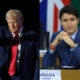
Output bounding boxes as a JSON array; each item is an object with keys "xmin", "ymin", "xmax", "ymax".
[
  {"xmin": 67, "ymin": 21, "xmax": 72, "ymax": 26},
  {"xmin": 11, "ymin": 23, "xmax": 15, "ymax": 28}
]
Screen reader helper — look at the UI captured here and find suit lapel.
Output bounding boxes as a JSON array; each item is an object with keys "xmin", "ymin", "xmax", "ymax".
[{"xmin": 74, "ymin": 28, "xmax": 80, "ymax": 45}]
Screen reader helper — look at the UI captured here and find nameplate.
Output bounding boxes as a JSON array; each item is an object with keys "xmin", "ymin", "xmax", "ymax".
[{"xmin": 40, "ymin": 69, "xmax": 61, "ymax": 80}]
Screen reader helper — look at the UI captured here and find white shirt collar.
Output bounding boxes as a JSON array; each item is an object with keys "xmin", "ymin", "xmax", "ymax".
[{"xmin": 12, "ymin": 26, "xmax": 23, "ymax": 37}]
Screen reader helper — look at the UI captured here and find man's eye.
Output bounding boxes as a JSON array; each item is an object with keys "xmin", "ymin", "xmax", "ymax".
[
  {"xmin": 63, "ymin": 19, "xmax": 67, "ymax": 22},
  {"xmin": 70, "ymin": 18, "xmax": 75, "ymax": 21}
]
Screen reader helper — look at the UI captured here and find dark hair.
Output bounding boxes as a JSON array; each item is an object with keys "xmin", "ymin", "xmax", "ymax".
[{"xmin": 59, "ymin": 5, "xmax": 79, "ymax": 20}]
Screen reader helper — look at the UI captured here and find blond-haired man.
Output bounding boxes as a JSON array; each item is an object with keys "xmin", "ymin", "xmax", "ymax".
[{"xmin": 0, "ymin": 9, "xmax": 38, "ymax": 80}]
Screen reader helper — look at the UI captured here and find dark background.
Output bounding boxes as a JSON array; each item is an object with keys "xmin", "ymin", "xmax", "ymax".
[{"xmin": 0, "ymin": 0, "xmax": 39, "ymax": 32}]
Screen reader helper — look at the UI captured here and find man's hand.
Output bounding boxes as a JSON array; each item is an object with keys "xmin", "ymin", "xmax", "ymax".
[
  {"xmin": 59, "ymin": 34, "xmax": 75, "ymax": 48},
  {"xmin": 51, "ymin": 31, "xmax": 75, "ymax": 48}
]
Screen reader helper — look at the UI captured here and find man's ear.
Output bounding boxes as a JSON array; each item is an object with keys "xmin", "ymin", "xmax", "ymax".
[{"xmin": 60, "ymin": 20, "xmax": 63, "ymax": 26}]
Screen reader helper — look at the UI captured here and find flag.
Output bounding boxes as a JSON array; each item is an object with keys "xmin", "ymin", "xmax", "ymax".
[
  {"xmin": 71, "ymin": 0, "xmax": 80, "ymax": 26},
  {"xmin": 40, "ymin": 0, "xmax": 47, "ymax": 31},
  {"xmin": 40, "ymin": 0, "xmax": 70, "ymax": 39}
]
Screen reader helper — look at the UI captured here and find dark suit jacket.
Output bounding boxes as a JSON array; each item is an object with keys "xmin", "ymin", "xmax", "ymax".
[
  {"xmin": 42, "ymin": 27, "xmax": 80, "ymax": 69},
  {"xmin": 0, "ymin": 26, "xmax": 39, "ymax": 80}
]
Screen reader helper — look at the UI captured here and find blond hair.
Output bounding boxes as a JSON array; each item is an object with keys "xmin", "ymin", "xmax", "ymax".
[{"xmin": 5, "ymin": 9, "xmax": 23, "ymax": 21}]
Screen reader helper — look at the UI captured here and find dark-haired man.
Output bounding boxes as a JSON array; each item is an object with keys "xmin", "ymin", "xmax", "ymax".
[{"xmin": 42, "ymin": 5, "xmax": 80, "ymax": 69}]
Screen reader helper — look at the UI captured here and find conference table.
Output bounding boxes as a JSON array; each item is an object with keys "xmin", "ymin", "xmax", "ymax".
[
  {"xmin": 40, "ymin": 69, "xmax": 80, "ymax": 80},
  {"xmin": 61, "ymin": 70, "xmax": 80, "ymax": 80},
  {"xmin": 40, "ymin": 50, "xmax": 80, "ymax": 80}
]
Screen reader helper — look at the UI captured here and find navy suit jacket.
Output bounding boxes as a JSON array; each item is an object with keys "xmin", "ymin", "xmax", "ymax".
[
  {"xmin": 42, "ymin": 27, "xmax": 80, "ymax": 69},
  {"xmin": 0, "ymin": 26, "xmax": 39, "ymax": 80}
]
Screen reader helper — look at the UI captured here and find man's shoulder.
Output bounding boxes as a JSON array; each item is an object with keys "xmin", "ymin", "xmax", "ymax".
[
  {"xmin": 51, "ymin": 31, "xmax": 61, "ymax": 38},
  {"xmin": 53, "ymin": 31, "xmax": 61, "ymax": 35},
  {"xmin": 23, "ymin": 30, "xmax": 37, "ymax": 35},
  {"xmin": 0, "ymin": 26, "xmax": 10, "ymax": 32},
  {"xmin": 50, "ymin": 31, "xmax": 61, "ymax": 43},
  {"xmin": 78, "ymin": 27, "xmax": 80, "ymax": 31},
  {"xmin": 0, "ymin": 26, "xmax": 9, "ymax": 35},
  {"xmin": 22, "ymin": 30, "xmax": 37, "ymax": 41}
]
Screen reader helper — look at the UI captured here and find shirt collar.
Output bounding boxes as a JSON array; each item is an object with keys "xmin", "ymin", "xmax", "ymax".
[
  {"xmin": 12, "ymin": 26, "xmax": 23, "ymax": 37},
  {"xmin": 70, "ymin": 29, "xmax": 78, "ymax": 40}
]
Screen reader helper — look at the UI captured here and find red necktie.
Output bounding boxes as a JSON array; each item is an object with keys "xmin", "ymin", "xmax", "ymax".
[{"xmin": 8, "ymin": 33, "xmax": 18, "ymax": 76}]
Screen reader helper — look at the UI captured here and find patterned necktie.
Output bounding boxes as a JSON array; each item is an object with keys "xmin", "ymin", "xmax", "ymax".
[{"xmin": 8, "ymin": 33, "xmax": 18, "ymax": 76}]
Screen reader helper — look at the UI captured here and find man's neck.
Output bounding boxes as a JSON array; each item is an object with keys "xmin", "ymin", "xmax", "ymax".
[{"xmin": 12, "ymin": 26, "xmax": 23, "ymax": 37}]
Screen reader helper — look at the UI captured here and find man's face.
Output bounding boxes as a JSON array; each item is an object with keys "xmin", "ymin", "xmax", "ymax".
[
  {"xmin": 61, "ymin": 13, "xmax": 79, "ymax": 35},
  {"xmin": 6, "ymin": 18, "xmax": 23, "ymax": 33}
]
